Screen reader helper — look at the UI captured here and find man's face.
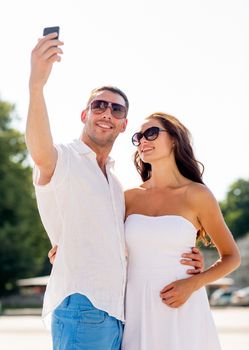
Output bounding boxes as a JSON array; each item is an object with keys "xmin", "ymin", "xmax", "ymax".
[{"xmin": 81, "ymin": 90, "xmax": 128, "ymax": 148}]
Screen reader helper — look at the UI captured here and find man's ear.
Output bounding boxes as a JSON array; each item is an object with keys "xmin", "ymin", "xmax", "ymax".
[
  {"xmin": 81, "ymin": 109, "xmax": 87, "ymax": 123},
  {"xmin": 120, "ymin": 118, "xmax": 128, "ymax": 133}
]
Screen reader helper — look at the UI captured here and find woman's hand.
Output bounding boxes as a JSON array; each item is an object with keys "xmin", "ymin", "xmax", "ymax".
[
  {"xmin": 48, "ymin": 245, "xmax": 58, "ymax": 264},
  {"xmin": 181, "ymin": 247, "xmax": 204, "ymax": 274},
  {"xmin": 160, "ymin": 277, "xmax": 198, "ymax": 308}
]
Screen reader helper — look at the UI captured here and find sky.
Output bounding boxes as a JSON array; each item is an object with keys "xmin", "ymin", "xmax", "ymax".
[{"xmin": 1, "ymin": 0, "xmax": 248, "ymax": 200}]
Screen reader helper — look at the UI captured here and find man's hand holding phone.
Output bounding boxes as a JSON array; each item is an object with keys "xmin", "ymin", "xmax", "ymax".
[{"xmin": 29, "ymin": 26, "xmax": 63, "ymax": 89}]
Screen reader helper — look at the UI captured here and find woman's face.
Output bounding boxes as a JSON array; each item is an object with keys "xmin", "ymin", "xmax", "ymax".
[{"xmin": 136, "ymin": 118, "xmax": 175, "ymax": 164}]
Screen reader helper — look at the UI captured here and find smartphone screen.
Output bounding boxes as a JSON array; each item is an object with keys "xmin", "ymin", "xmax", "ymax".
[{"xmin": 43, "ymin": 26, "xmax": 60, "ymax": 39}]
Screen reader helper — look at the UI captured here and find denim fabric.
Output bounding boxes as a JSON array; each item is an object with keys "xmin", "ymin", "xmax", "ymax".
[{"xmin": 52, "ymin": 293, "xmax": 124, "ymax": 350}]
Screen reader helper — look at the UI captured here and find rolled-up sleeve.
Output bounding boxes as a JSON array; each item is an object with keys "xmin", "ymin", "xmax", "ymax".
[{"xmin": 33, "ymin": 144, "xmax": 70, "ymax": 245}]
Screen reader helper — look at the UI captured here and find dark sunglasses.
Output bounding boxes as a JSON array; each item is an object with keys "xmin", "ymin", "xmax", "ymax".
[
  {"xmin": 88, "ymin": 100, "xmax": 127, "ymax": 119},
  {"xmin": 132, "ymin": 126, "xmax": 167, "ymax": 146}
]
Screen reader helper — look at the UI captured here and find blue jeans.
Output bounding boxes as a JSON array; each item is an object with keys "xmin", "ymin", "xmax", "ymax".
[{"xmin": 52, "ymin": 293, "xmax": 123, "ymax": 350}]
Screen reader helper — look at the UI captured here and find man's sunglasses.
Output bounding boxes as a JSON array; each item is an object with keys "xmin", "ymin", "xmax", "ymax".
[
  {"xmin": 132, "ymin": 126, "xmax": 167, "ymax": 146},
  {"xmin": 88, "ymin": 100, "xmax": 127, "ymax": 119}
]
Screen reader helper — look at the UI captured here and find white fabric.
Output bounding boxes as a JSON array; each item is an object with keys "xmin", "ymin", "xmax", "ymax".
[
  {"xmin": 122, "ymin": 214, "xmax": 221, "ymax": 350},
  {"xmin": 33, "ymin": 139, "xmax": 127, "ymax": 328}
]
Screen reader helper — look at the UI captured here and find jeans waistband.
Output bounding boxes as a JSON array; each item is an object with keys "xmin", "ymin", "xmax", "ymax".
[{"xmin": 60, "ymin": 293, "xmax": 94, "ymax": 309}]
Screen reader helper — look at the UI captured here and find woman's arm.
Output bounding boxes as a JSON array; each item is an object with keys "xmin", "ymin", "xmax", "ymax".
[{"xmin": 192, "ymin": 185, "xmax": 240, "ymax": 286}]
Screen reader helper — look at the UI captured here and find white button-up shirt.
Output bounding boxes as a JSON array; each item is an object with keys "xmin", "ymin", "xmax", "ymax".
[{"xmin": 33, "ymin": 139, "xmax": 127, "ymax": 328}]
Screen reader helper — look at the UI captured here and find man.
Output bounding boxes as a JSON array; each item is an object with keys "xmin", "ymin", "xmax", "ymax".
[{"xmin": 26, "ymin": 32, "xmax": 203, "ymax": 350}]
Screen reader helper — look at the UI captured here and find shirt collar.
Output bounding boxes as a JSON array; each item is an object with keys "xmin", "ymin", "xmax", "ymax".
[{"xmin": 72, "ymin": 139, "xmax": 115, "ymax": 168}]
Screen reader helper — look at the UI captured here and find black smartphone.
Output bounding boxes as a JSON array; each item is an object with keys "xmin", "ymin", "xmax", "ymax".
[{"xmin": 43, "ymin": 26, "xmax": 60, "ymax": 39}]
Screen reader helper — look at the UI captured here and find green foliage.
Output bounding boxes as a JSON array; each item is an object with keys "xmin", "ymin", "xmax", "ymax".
[
  {"xmin": 0, "ymin": 99, "xmax": 51, "ymax": 295},
  {"xmin": 220, "ymin": 178, "xmax": 249, "ymax": 239}
]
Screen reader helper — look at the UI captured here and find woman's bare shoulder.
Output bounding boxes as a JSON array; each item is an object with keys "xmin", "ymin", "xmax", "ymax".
[
  {"xmin": 125, "ymin": 186, "xmax": 145, "ymax": 199},
  {"xmin": 185, "ymin": 182, "xmax": 218, "ymax": 211},
  {"xmin": 125, "ymin": 185, "xmax": 145, "ymax": 211},
  {"xmin": 186, "ymin": 182, "xmax": 214, "ymax": 197}
]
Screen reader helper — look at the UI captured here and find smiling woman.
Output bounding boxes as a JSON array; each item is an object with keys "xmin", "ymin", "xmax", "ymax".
[
  {"xmin": 121, "ymin": 111, "xmax": 240, "ymax": 350},
  {"xmin": 133, "ymin": 113, "xmax": 204, "ymax": 184}
]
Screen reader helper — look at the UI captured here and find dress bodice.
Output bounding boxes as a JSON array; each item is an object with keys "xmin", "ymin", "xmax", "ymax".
[{"xmin": 125, "ymin": 214, "xmax": 198, "ymax": 278}]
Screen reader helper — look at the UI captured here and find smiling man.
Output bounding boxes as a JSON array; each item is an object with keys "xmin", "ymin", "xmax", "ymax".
[{"xmin": 26, "ymin": 32, "xmax": 203, "ymax": 350}]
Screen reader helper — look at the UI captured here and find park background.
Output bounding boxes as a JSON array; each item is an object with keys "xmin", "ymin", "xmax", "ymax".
[{"xmin": 0, "ymin": 1, "xmax": 249, "ymax": 349}]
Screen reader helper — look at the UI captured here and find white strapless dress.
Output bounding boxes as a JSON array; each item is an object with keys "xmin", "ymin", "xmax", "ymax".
[{"xmin": 121, "ymin": 214, "xmax": 221, "ymax": 350}]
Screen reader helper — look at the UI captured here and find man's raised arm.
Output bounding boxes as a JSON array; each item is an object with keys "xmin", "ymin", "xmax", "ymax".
[{"xmin": 26, "ymin": 32, "xmax": 64, "ymax": 185}]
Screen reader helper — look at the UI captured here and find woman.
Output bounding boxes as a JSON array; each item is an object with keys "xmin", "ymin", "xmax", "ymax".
[{"xmin": 121, "ymin": 112, "xmax": 240, "ymax": 350}]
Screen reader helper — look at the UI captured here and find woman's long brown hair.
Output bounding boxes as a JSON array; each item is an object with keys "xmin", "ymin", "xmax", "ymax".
[{"xmin": 134, "ymin": 112, "xmax": 211, "ymax": 246}]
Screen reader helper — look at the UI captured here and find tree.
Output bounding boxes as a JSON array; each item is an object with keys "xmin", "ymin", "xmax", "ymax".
[
  {"xmin": 0, "ymin": 99, "xmax": 51, "ymax": 294},
  {"xmin": 220, "ymin": 178, "xmax": 249, "ymax": 240}
]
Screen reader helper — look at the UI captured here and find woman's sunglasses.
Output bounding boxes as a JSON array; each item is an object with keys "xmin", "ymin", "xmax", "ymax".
[
  {"xmin": 132, "ymin": 126, "xmax": 167, "ymax": 146},
  {"xmin": 88, "ymin": 100, "xmax": 127, "ymax": 119}
]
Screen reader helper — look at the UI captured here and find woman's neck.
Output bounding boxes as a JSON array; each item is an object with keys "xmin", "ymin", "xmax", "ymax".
[{"xmin": 146, "ymin": 159, "xmax": 188, "ymax": 190}]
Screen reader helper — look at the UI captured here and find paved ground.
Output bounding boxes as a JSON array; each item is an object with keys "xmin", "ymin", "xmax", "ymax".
[
  {"xmin": 0, "ymin": 307, "xmax": 248, "ymax": 349},
  {"xmin": 212, "ymin": 307, "xmax": 249, "ymax": 349}
]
